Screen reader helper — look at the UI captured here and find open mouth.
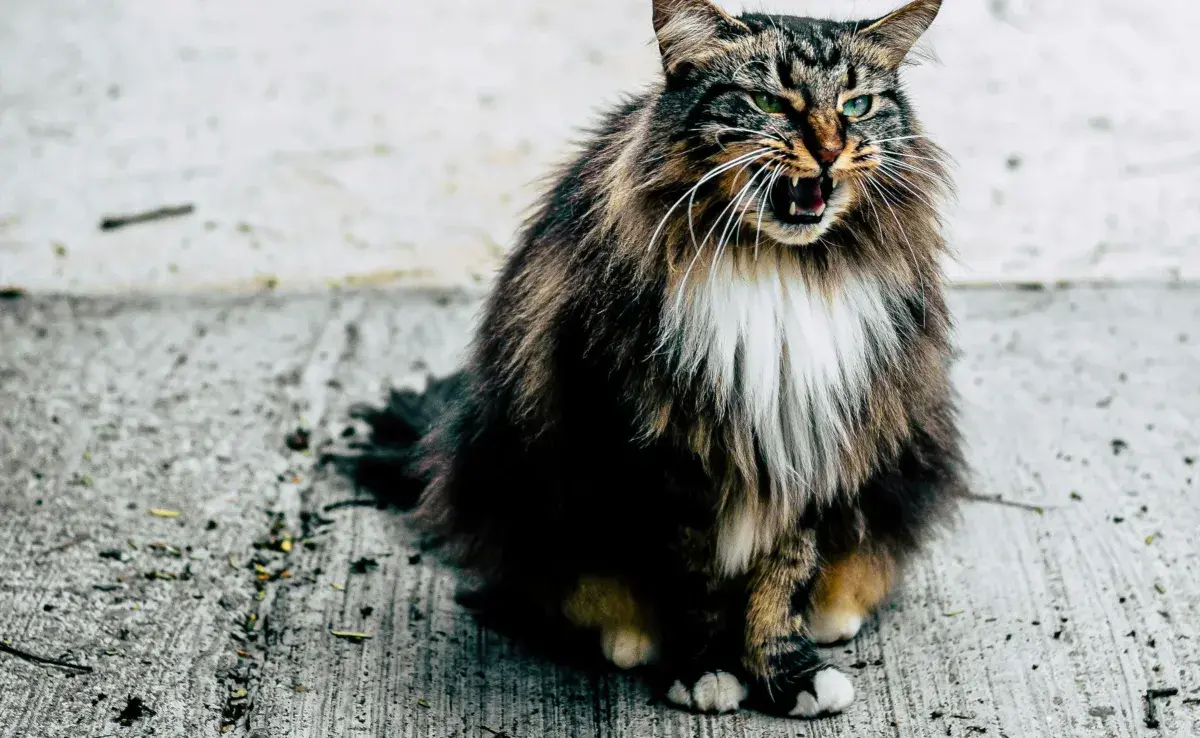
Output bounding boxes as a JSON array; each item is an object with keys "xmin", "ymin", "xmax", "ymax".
[{"xmin": 769, "ymin": 173, "xmax": 834, "ymax": 226}]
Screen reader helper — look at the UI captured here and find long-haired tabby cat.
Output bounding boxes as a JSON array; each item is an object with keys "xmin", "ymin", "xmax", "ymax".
[{"xmin": 340, "ymin": 0, "xmax": 966, "ymax": 719}]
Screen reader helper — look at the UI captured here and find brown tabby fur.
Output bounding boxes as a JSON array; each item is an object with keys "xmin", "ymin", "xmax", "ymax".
[{"xmin": 340, "ymin": 0, "xmax": 967, "ymax": 719}]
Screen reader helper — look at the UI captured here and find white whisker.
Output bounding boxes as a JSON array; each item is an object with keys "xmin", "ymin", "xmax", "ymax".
[
  {"xmin": 868, "ymin": 134, "xmax": 932, "ymax": 145},
  {"xmin": 754, "ymin": 163, "xmax": 785, "ymax": 263},
  {"xmin": 877, "ymin": 154, "xmax": 952, "ymax": 185},
  {"xmin": 645, "ymin": 148, "xmax": 771, "ymax": 254},
  {"xmin": 699, "ymin": 164, "xmax": 769, "ymax": 269},
  {"xmin": 671, "ymin": 154, "xmax": 774, "ymax": 314},
  {"xmin": 862, "ymin": 176, "xmax": 928, "ymax": 329},
  {"xmin": 711, "ymin": 165, "xmax": 773, "ymax": 280},
  {"xmin": 879, "ymin": 150, "xmax": 948, "ymax": 166},
  {"xmin": 689, "ymin": 151, "xmax": 772, "ymax": 250},
  {"xmin": 874, "ymin": 164, "xmax": 944, "ymax": 211}
]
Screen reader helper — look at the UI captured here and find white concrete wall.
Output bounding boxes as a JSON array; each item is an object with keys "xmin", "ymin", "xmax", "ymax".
[{"xmin": 2, "ymin": 0, "xmax": 1197, "ymax": 294}]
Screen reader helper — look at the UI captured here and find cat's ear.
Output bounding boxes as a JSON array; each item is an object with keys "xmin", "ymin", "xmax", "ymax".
[
  {"xmin": 857, "ymin": 0, "xmax": 942, "ymax": 68},
  {"xmin": 652, "ymin": 0, "xmax": 748, "ymax": 73}
]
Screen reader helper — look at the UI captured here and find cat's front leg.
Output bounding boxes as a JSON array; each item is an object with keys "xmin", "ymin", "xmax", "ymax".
[
  {"xmin": 659, "ymin": 578, "xmax": 751, "ymax": 715},
  {"xmin": 656, "ymin": 538, "xmax": 753, "ymax": 715},
  {"xmin": 742, "ymin": 530, "xmax": 856, "ymax": 718}
]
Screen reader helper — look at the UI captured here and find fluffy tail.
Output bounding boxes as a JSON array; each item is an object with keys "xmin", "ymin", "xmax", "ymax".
[{"xmin": 327, "ymin": 371, "xmax": 467, "ymax": 509}]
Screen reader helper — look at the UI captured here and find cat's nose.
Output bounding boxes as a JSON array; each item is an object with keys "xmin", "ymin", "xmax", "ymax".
[
  {"xmin": 805, "ymin": 110, "xmax": 845, "ymax": 166},
  {"xmin": 815, "ymin": 144, "xmax": 844, "ymax": 165}
]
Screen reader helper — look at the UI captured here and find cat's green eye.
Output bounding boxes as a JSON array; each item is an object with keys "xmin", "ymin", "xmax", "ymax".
[
  {"xmin": 751, "ymin": 93, "xmax": 784, "ymax": 115},
  {"xmin": 842, "ymin": 95, "xmax": 873, "ymax": 119}
]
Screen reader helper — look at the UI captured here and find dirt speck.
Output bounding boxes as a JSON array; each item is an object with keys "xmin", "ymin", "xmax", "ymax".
[
  {"xmin": 114, "ymin": 696, "xmax": 155, "ymax": 726},
  {"xmin": 350, "ymin": 557, "xmax": 379, "ymax": 574},
  {"xmin": 285, "ymin": 427, "xmax": 311, "ymax": 452}
]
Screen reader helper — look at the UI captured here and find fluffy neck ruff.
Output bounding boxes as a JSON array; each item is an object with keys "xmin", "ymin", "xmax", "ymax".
[{"xmin": 659, "ymin": 249, "xmax": 914, "ymax": 575}]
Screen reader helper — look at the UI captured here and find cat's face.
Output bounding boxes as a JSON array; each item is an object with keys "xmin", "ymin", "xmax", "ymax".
[{"xmin": 651, "ymin": 0, "xmax": 943, "ymax": 248}]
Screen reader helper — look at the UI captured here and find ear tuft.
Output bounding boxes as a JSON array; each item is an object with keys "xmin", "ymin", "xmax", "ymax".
[
  {"xmin": 652, "ymin": 0, "xmax": 747, "ymax": 73},
  {"xmin": 858, "ymin": 0, "xmax": 942, "ymax": 68}
]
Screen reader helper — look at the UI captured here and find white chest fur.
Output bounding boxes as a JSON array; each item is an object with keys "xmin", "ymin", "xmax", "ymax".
[{"xmin": 662, "ymin": 260, "xmax": 902, "ymax": 575}]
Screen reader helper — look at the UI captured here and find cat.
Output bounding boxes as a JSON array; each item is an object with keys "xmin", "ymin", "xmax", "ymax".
[{"xmin": 337, "ymin": 0, "xmax": 966, "ymax": 719}]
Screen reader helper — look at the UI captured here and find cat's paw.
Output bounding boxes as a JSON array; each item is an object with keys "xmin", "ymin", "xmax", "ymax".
[
  {"xmin": 665, "ymin": 671, "xmax": 748, "ymax": 714},
  {"xmin": 807, "ymin": 609, "xmax": 865, "ymax": 645},
  {"xmin": 788, "ymin": 667, "xmax": 855, "ymax": 718},
  {"xmin": 601, "ymin": 626, "xmax": 659, "ymax": 670}
]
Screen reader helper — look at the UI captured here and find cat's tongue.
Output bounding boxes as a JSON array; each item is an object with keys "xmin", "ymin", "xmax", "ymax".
[
  {"xmin": 770, "ymin": 173, "xmax": 834, "ymax": 225},
  {"xmin": 789, "ymin": 176, "xmax": 825, "ymax": 215}
]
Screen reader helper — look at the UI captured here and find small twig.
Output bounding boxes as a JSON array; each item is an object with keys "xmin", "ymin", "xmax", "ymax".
[
  {"xmin": 958, "ymin": 492, "xmax": 1048, "ymax": 514},
  {"xmin": 36, "ymin": 533, "xmax": 90, "ymax": 558},
  {"xmin": 323, "ymin": 498, "xmax": 379, "ymax": 512},
  {"xmin": 0, "ymin": 641, "xmax": 94, "ymax": 673},
  {"xmin": 99, "ymin": 204, "xmax": 195, "ymax": 231}
]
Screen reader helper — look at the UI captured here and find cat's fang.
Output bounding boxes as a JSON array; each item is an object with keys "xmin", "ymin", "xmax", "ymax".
[{"xmin": 770, "ymin": 173, "xmax": 833, "ymax": 226}]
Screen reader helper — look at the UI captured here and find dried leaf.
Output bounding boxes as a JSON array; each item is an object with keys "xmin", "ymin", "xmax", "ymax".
[{"xmin": 329, "ymin": 630, "xmax": 372, "ymax": 641}]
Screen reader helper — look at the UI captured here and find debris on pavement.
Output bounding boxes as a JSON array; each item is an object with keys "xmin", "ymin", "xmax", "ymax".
[
  {"xmin": 285, "ymin": 427, "xmax": 311, "ymax": 452},
  {"xmin": 0, "ymin": 641, "xmax": 94, "ymax": 673},
  {"xmin": 1145, "ymin": 687, "xmax": 1179, "ymax": 729},
  {"xmin": 99, "ymin": 204, "xmax": 195, "ymax": 231},
  {"xmin": 114, "ymin": 696, "xmax": 155, "ymax": 726}
]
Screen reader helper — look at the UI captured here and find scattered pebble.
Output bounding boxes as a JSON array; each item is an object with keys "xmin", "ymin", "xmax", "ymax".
[{"xmin": 285, "ymin": 427, "xmax": 311, "ymax": 452}]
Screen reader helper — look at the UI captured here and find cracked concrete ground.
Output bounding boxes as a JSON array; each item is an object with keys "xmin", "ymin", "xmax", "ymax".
[
  {"xmin": 2, "ymin": 0, "xmax": 1199, "ymax": 736},
  {"xmin": 2, "ymin": 286, "xmax": 1198, "ymax": 737}
]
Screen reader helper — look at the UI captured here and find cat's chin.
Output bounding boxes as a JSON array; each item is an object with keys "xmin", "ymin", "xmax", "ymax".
[{"xmin": 756, "ymin": 217, "xmax": 834, "ymax": 246}]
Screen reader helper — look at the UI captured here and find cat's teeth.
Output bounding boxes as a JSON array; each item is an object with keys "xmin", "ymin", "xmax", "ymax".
[
  {"xmin": 790, "ymin": 175, "xmax": 800, "ymax": 187},
  {"xmin": 789, "ymin": 202, "xmax": 798, "ymax": 216}
]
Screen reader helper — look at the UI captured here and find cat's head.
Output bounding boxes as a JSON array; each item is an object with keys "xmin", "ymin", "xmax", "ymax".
[{"xmin": 647, "ymin": 0, "xmax": 947, "ymax": 250}]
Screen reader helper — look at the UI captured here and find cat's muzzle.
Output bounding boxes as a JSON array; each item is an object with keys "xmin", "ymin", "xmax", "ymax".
[{"xmin": 770, "ymin": 173, "xmax": 834, "ymax": 225}]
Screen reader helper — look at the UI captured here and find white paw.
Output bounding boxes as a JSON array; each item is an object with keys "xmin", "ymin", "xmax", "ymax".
[
  {"xmin": 808, "ymin": 610, "xmax": 864, "ymax": 645},
  {"xmin": 601, "ymin": 626, "xmax": 659, "ymax": 670},
  {"xmin": 789, "ymin": 667, "xmax": 856, "ymax": 717},
  {"xmin": 666, "ymin": 672, "xmax": 748, "ymax": 714}
]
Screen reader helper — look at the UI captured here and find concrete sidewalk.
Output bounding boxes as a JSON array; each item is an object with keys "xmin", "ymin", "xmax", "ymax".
[
  {"xmin": 1, "ymin": 285, "xmax": 1197, "ymax": 737},
  {"xmin": 3, "ymin": 0, "xmax": 1200, "ymax": 295}
]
